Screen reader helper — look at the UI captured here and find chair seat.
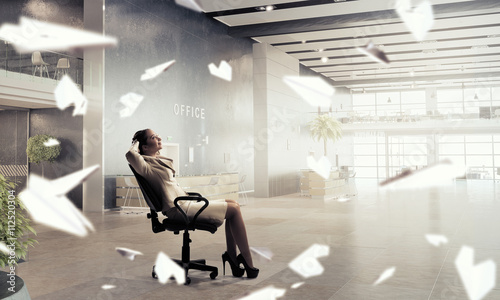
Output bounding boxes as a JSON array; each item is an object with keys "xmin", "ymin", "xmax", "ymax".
[{"xmin": 162, "ymin": 218, "xmax": 217, "ymax": 234}]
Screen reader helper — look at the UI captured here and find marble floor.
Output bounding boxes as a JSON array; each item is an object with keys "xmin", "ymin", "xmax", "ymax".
[{"xmin": 11, "ymin": 179, "xmax": 500, "ymax": 299}]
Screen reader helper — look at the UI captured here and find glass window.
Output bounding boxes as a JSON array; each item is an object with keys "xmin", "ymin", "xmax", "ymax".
[
  {"xmin": 354, "ymin": 144, "xmax": 377, "ymax": 155},
  {"xmin": 353, "ymin": 94, "xmax": 375, "ymax": 106},
  {"xmin": 437, "ymin": 89, "xmax": 462, "ymax": 103},
  {"xmin": 466, "ymin": 155, "xmax": 493, "ymax": 167},
  {"xmin": 439, "ymin": 135, "xmax": 464, "ymax": 143},
  {"xmin": 466, "ymin": 144, "xmax": 493, "ymax": 155},
  {"xmin": 439, "ymin": 155, "xmax": 465, "ymax": 166},
  {"xmin": 401, "ymin": 90, "xmax": 425, "ymax": 104},
  {"xmin": 354, "ymin": 156, "xmax": 378, "ymax": 166},
  {"xmin": 465, "ymin": 135, "xmax": 492, "ymax": 143},
  {"xmin": 439, "ymin": 144, "xmax": 465, "ymax": 155},
  {"xmin": 403, "ymin": 155, "xmax": 427, "ymax": 166}
]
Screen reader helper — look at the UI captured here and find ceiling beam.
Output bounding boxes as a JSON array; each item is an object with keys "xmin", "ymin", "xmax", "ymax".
[
  {"xmin": 327, "ymin": 71, "xmax": 500, "ymax": 87},
  {"xmin": 227, "ymin": 0, "xmax": 500, "ymax": 38}
]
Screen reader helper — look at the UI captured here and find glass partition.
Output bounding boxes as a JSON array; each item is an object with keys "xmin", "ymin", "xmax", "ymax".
[{"xmin": 0, "ymin": 38, "xmax": 83, "ymax": 86}]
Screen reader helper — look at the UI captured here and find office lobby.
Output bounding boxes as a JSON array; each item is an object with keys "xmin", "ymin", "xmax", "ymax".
[{"xmin": 1, "ymin": 0, "xmax": 500, "ymax": 299}]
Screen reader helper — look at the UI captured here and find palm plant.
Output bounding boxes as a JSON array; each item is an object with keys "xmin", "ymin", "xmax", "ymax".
[{"xmin": 308, "ymin": 113, "xmax": 343, "ymax": 156}]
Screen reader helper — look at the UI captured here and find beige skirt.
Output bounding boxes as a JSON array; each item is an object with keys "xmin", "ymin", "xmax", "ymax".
[{"xmin": 167, "ymin": 198, "xmax": 227, "ymax": 227}]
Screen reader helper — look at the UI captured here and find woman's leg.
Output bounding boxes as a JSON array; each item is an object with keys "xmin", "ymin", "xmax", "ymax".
[{"xmin": 225, "ymin": 199, "xmax": 255, "ymax": 268}]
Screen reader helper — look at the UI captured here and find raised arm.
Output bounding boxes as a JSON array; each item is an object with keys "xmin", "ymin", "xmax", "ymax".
[{"xmin": 125, "ymin": 141, "xmax": 151, "ymax": 176}]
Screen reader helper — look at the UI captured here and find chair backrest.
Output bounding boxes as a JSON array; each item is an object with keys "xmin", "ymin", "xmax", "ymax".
[
  {"xmin": 129, "ymin": 165, "xmax": 163, "ymax": 212},
  {"xmin": 32, "ymin": 51, "xmax": 43, "ymax": 64},
  {"xmin": 56, "ymin": 58, "xmax": 70, "ymax": 68}
]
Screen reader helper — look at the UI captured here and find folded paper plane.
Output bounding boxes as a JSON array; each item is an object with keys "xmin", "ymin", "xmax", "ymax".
[
  {"xmin": 175, "ymin": 0, "xmax": 203, "ymax": 12},
  {"xmin": 116, "ymin": 247, "xmax": 143, "ymax": 261},
  {"xmin": 155, "ymin": 252, "xmax": 185, "ymax": 285},
  {"xmin": 0, "ymin": 17, "xmax": 117, "ymax": 54},
  {"xmin": 307, "ymin": 155, "xmax": 332, "ymax": 180},
  {"xmin": 101, "ymin": 285, "xmax": 116, "ymax": 290},
  {"xmin": 43, "ymin": 138, "xmax": 60, "ymax": 147},
  {"xmin": 19, "ymin": 165, "xmax": 100, "ymax": 237},
  {"xmin": 208, "ymin": 60, "xmax": 232, "ymax": 81},
  {"xmin": 425, "ymin": 234, "xmax": 448, "ymax": 247},
  {"xmin": 283, "ymin": 76, "xmax": 334, "ymax": 107},
  {"xmin": 250, "ymin": 247, "xmax": 274, "ymax": 262},
  {"xmin": 373, "ymin": 267, "xmax": 396, "ymax": 286},
  {"xmin": 0, "ymin": 242, "xmax": 9, "ymax": 255},
  {"xmin": 289, "ymin": 244, "xmax": 329, "ymax": 278},
  {"xmin": 237, "ymin": 285, "xmax": 286, "ymax": 300},
  {"xmin": 357, "ymin": 41, "xmax": 390, "ymax": 65},
  {"xmin": 395, "ymin": 0, "xmax": 434, "ymax": 41},
  {"xmin": 54, "ymin": 75, "xmax": 88, "ymax": 116},
  {"xmin": 140, "ymin": 60, "xmax": 176, "ymax": 81},
  {"xmin": 119, "ymin": 92, "xmax": 144, "ymax": 118},
  {"xmin": 379, "ymin": 159, "xmax": 464, "ymax": 190},
  {"xmin": 455, "ymin": 246, "xmax": 496, "ymax": 300}
]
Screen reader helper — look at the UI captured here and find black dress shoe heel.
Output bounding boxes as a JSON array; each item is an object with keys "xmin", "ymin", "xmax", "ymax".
[
  {"xmin": 222, "ymin": 252, "xmax": 244, "ymax": 277},
  {"xmin": 237, "ymin": 254, "xmax": 259, "ymax": 279}
]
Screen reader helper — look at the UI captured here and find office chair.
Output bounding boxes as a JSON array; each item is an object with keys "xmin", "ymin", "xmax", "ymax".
[{"xmin": 129, "ymin": 165, "xmax": 218, "ymax": 285}]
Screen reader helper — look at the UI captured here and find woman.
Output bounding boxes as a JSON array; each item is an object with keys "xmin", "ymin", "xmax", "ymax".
[{"xmin": 126, "ymin": 129, "xmax": 258, "ymax": 278}]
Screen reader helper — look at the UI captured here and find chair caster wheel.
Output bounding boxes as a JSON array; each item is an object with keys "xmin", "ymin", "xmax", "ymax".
[
  {"xmin": 184, "ymin": 277, "xmax": 191, "ymax": 285},
  {"xmin": 210, "ymin": 271, "xmax": 218, "ymax": 279},
  {"xmin": 152, "ymin": 266, "xmax": 157, "ymax": 279}
]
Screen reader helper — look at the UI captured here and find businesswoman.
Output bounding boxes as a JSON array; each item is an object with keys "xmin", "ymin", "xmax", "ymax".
[{"xmin": 126, "ymin": 129, "xmax": 258, "ymax": 278}]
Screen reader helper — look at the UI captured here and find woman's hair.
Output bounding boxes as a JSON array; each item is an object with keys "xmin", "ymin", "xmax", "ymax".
[{"xmin": 132, "ymin": 129, "xmax": 149, "ymax": 155}]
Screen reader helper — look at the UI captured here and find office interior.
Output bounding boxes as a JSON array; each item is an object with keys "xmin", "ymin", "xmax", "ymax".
[{"xmin": 1, "ymin": 0, "xmax": 500, "ymax": 299}]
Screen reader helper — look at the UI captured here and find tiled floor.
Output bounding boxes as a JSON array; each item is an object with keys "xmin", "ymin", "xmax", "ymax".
[{"xmin": 12, "ymin": 179, "xmax": 500, "ymax": 299}]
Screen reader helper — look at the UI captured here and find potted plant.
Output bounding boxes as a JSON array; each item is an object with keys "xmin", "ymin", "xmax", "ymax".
[
  {"xmin": 308, "ymin": 113, "xmax": 343, "ymax": 156},
  {"xmin": 26, "ymin": 134, "xmax": 61, "ymax": 177},
  {"xmin": 0, "ymin": 172, "xmax": 37, "ymax": 269}
]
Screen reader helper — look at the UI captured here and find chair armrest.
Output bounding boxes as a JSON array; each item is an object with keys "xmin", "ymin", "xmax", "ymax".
[
  {"xmin": 187, "ymin": 192, "xmax": 202, "ymax": 197},
  {"xmin": 173, "ymin": 195, "xmax": 209, "ymax": 227}
]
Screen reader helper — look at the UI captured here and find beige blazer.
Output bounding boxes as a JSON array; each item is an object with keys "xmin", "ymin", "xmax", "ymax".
[{"xmin": 125, "ymin": 142, "xmax": 187, "ymax": 216}]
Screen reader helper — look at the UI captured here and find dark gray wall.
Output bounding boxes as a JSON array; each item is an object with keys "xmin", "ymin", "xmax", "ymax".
[
  {"xmin": 29, "ymin": 108, "xmax": 84, "ymax": 208},
  {"xmin": 0, "ymin": 110, "xmax": 28, "ymax": 194},
  {"xmin": 104, "ymin": 1, "xmax": 254, "ymax": 181}
]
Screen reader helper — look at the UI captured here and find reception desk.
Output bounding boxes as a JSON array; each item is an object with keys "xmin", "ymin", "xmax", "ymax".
[
  {"xmin": 115, "ymin": 173, "xmax": 240, "ymax": 207},
  {"xmin": 300, "ymin": 170, "xmax": 345, "ymax": 199}
]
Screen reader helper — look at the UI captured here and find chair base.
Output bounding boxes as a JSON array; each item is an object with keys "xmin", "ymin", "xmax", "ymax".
[{"xmin": 152, "ymin": 259, "xmax": 218, "ymax": 285}]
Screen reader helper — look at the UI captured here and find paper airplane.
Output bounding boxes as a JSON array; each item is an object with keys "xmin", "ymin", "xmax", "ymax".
[
  {"xmin": 373, "ymin": 267, "xmax": 396, "ymax": 286},
  {"xmin": 379, "ymin": 159, "xmax": 464, "ymax": 190},
  {"xmin": 289, "ymin": 244, "xmax": 329, "ymax": 278},
  {"xmin": 175, "ymin": 0, "xmax": 203, "ymax": 12},
  {"xmin": 307, "ymin": 155, "xmax": 332, "ymax": 180},
  {"xmin": 115, "ymin": 247, "xmax": 143, "ymax": 261},
  {"xmin": 43, "ymin": 138, "xmax": 60, "ymax": 147},
  {"xmin": 455, "ymin": 246, "xmax": 496, "ymax": 300},
  {"xmin": 0, "ymin": 242, "xmax": 9, "ymax": 255},
  {"xmin": 54, "ymin": 75, "xmax": 88, "ymax": 116},
  {"xmin": 237, "ymin": 285, "xmax": 286, "ymax": 300},
  {"xmin": 101, "ymin": 285, "xmax": 116, "ymax": 290},
  {"xmin": 425, "ymin": 234, "xmax": 448, "ymax": 247},
  {"xmin": 18, "ymin": 165, "xmax": 100, "ymax": 237},
  {"xmin": 283, "ymin": 76, "xmax": 334, "ymax": 107},
  {"xmin": 155, "ymin": 252, "xmax": 185, "ymax": 285},
  {"xmin": 291, "ymin": 282, "xmax": 305, "ymax": 289},
  {"xmin": 119, "ymin": 93, "xmax": 144, "ymax": 118},
  {"xmin": 208, "ymin": 60, "xmax": 232, "ymax": 81},
  {"xmin": 357, "ymin": 41, "xmax": 390, "ymax": 64},
  {"xmin": 395, "ymin": 0, "xmax": 434, "ymax": 41},
  {"xmin": 250, "ymin": 247, "xmax": 274, "ymax": 262},
  {"xmin": 140, "ymin": 60, "xmax": 176, "ymax": 81},
  {"xmin": 0, "ymin": 17, "xmax": 117, "ymax": 54}
]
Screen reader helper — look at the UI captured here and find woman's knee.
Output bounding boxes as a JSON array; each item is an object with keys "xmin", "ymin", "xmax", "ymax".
[{"xmin": 225, "ymin": 202, "xmax": 241, "ymax": 218}]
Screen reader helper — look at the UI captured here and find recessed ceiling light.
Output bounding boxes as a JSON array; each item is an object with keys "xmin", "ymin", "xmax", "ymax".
[
  {"xmin": 321, "ymin": 57, "xmax": 329, "ymax": 63},
  {"xmin": 256, "ymin": 5, "xmax": 275, "ymax": 11}
]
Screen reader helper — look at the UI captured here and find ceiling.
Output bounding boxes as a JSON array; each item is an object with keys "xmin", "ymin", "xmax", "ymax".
[{"xmin": 200, "ymin": 0, "xmax": 500, "ymax": 93}]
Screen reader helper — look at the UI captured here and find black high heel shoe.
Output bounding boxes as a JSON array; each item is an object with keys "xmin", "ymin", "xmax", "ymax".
[
  {"xmin": 222, "ymin": 252, "xmax": 244, "ymax": 277},
  {"xmin": 237, "ymin": 254, "xmax": 259, "ymax": 279}
]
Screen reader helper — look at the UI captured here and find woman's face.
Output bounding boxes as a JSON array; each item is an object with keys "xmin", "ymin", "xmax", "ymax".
[{"xmin": 143, "ymin": 129, "xmax": 162, "ymax": 155}]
